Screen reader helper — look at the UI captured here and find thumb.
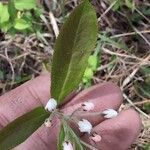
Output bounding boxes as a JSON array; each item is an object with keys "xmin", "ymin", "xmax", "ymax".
[{"xmin": 0, "ymin": 73, "xmax": 50, "ymax": 127}]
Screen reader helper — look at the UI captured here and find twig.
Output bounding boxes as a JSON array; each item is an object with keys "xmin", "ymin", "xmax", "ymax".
[
  {"xmin": 49, "ymin": 11, "xmax": 59, "ymax": 38},
  {"xmin": 110, "ymin": 30, "xmax": 150, "ymax": 38},
  {"xmin": 121, "ymin": 55, "xmax": 150, "ymax": 88},
  {"xmin": 135, "ymin": 8, "xmax": 150, "ymax": 24},
  {"xmin": 40, "ymin": 14, "xmax": 51, "ymax": 32},
  {"xmin": 130, "ymin": 100, "xmax": 150, "ymax": 106},
  {"xmin": 121, "ymin": 67, "xmax": 139, "ymax": 89},
  {"xmin": 98, "ymin": 0, "xmax": 119, "ymax": 21},
  {"xmin": 12, "ymin": 52, "xmax": 30, "ymax": 61},
  {"xmin": 102, "ymin": 47, "xmax": 143, "ymax": 61},
  {"xmin": 123, "ymin": 93, "xmax": 150, "ymax": 119},
  {"xmin": 133, "ymin": 27, "xmax": 150, "ymax": 48},
  {"xmin": 97, "ymin": 59, "xmax": 117, "ymax": 71},
  {"xmin": 80, "ymin": 140, "xmax": 98, "ymax": 150}
]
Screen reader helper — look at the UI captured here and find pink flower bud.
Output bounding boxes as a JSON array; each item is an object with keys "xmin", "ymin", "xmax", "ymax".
[{"xmin": 91, "ymin": 133, "xmax": 102, "ymax": 142}]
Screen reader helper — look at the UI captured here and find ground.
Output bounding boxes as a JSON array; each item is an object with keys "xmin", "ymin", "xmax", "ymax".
[{"xmin": 0, "ymin": 0, "xmax": 150, "ymax": 149}]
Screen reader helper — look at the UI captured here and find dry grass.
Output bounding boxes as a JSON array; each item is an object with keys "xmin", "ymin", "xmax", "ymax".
[{"xmin": 0, "ymin": 0, "xmax": 150, "ymax": 149}]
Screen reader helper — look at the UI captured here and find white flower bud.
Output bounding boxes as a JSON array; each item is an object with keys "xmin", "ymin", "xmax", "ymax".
[
  {"xmin": 44, "ymin": 118, "xmax": 52, "ymax": 128},
  {"xmin": 91, "ymin": 133, "xmax": 102, "ymax": 142},
  {"xmin": 63, "ymin": 141, "xmax": 74, "ymax": 150},
  {"xmin": 102, "ymin": 109, "xmax": 118, "ymax": 119},
  {"xmin": 45, "ymin": 98, "xmax": 57, "ymax": 112},
  {"xmin": 78, "ymin": 119, "xmax": 92, "ymax": 134},
  {"xmin": 82, "ymin": 101, "xmax": 95, "ymax": 111}
]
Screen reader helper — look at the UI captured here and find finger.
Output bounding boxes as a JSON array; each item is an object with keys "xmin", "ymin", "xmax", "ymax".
[
  {"xmin": 64, "ymin": 82, "xmax": 122, "ymax": 108},
  {"xmin": 0, "ymin": 73, "xmax": 50, "ymax": 127},
  {"xmin": 13, "ymin": 82, "xmax": 123, "ymax": 150},
  {"xmin": 81, "ymin": 109, "xmax": 142, "ymax": 150}
]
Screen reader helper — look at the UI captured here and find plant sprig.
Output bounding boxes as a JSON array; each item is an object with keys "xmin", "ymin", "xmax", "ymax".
[
  {"xmin": 45, "ymin": 99, "xmax": 118, "ymax": 150},
  {"xmin": 0, "ymin": 0, "xmax": 98, "ymax": 149}
]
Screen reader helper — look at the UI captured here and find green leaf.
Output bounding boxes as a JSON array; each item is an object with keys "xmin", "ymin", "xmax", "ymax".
[
  {"xmin": 57, "ymin": 124, "xmax": 65, "ymax": 150},
  {"xmin": 0, "ymin": 107, "xmax": 49, "ymax": 150},
  {"xmin": 0, "ymin": 21, "xmax": 12, "ymax": 32},
  {"xmin": 143, "ymin": 103, "xmax": 150, "ymax": 113},
  {"xmin": 144, "ymin": 143, "xmax": 150, "ymax": 150},
  {"xmin": 0, "ymin": 70, "xmax": 4, "ymax": 80},
  {"xmin": 51, "ymin": 0, "xmax": 98, "ymax": 103},
  {"xmin": 98, "ymin": 34, "xmax": 127, "ymax": 50},
  {"xmin": 8, "ymin": 0, "xmax": 17, "ymax": 24},
  {"xmin": 67, "ymin": 125, "xmax": 84, "ymax": 150},
  {"xmin": 88, "ymin": 55, "xmax": 98, "ymax": 71},
  {"xmin": 111, "ymin": 0, "xmax": 122, "ymax": 11},
  {"xmin": 135, "ymin": 81, "xmax": 150, "ymax": 99},
  {"xmin": 14, "ymin": 18, "xmax": 31, "ymax": 30},
  {"xmin": 34, "ymin": 7, "xmax": 43, "ymax": 18},
  {"xmin": 125, "ymin": 0, "xmax": 134, "ymax": 10},
  {"xmin": 0, "ymin": 3, "xmax": 10, "ymax": 24},
  {"xmin": 57, "ymin": 120, "xmax": 84, "ymax": 150},
  {"xmin": 135, "ymin": 67, "xmax": 150, "ymax": 99},
  {"xmin": 83, "ymin": 68, "xmax": 93, "ymax": 81},
  {"xmin": 8, "ymin": 0, "xmax": 17, "ymax": 21},
  {"xmin": 14, "ymin": 0, "xmax": 36, "ymax": 10},
  {"xmin": 140, "ymin": 66, "xmax": 150, "ymax": 76}
]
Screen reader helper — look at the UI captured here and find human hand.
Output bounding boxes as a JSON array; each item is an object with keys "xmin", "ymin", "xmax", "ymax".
[{"xmin": 0, "ymin": 73, "xmax": 141, "ymax": 150}]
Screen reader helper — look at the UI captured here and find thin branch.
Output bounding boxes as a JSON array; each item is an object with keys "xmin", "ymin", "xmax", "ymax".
[
  {"xmin": 80, "ymin": 140, "xmax": 98, "ymax": 150},
  {"xmin": 123, "ymin": 93, "xmax": 150, "ymax": 119},
  {"xmin": 110, "ymin": 30, "xmax": 150, "ymax": 38}
]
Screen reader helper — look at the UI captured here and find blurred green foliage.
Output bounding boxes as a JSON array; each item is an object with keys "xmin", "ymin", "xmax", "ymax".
[
  {"xmin": 143, "ymin": 103, "xmax": 150, "ymax": 114},
  {"xmin": 144, "ymin": 143, "xmax": 150, "ymax": 150},
  {"xmin": 82, "ymin": 55, "xmax": 98, "ymax": 87},
  {"xmin": 135, "ymin": 66, "xmax": 150, "ymax": 99},
  {"xmin": 108, "ymin": 0, "xmax": 135, "ymax": 11},
  {"xmin": 0, "ymin": 0, "xmax": 42, "ymax": 34}
]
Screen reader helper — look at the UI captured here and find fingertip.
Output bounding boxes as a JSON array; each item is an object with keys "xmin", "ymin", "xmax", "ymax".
[
  {"xmin": 120, "ymin": 108, "xmax": 142, "ymax": 136},
  {"xmin": 0, "ymin": 74, "xmax": 51, "ymax": 125},
  {"xmin": 104, "ymin": 82, "xmax": 123, "ymax": 105},
  {"xmin": 81, "ymin": 108, "xmax": 142, "ymax": 150},
  {"xmin": 65, "ymin": 82, "xmax": 123, "ymax": 108},
  {"xmin": 107, "ymin": 108, "xmax": 142, "ymax": 141}
]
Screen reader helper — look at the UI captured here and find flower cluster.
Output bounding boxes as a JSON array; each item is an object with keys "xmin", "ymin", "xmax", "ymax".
[{"xmin": 44, "ymin": 99, "xmax": 118, "ymax": 149}]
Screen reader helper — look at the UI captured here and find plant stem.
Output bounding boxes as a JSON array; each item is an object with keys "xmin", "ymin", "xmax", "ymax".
[{"xmin": 80, "ymin": 140, "xmax": 98, "ymax": 150}]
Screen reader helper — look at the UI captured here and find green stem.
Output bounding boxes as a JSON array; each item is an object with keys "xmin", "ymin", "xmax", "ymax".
[{"xmin": 80, "ymin": 140, "xmax": 98, "ymax": 150}]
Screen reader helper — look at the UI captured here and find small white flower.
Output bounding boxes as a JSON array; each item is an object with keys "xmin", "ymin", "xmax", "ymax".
[
  {"xmin": 101, "ymin": 109, "xmax": 118, "ymax": 119},
  {"xmin": 44, "ymin": 118, "xmax": 52, "ymax": 128},
  {"xmin": 78, "ymin": 119, "xmax": 92, "ymax": 134},
  {"xmin": 91, "ymin": 133, "xmax": 102, "ymax": 142},
  {"xmin": 45, "ymin": 98, "xmax": 57, "ymax": 112},
  {"xmin": 63, "ymin": 141, "xmax": 74, "ymax": 150},
  {"xmin": 82, "ymin": 101, "xmax": 95, "ymax": 111}
]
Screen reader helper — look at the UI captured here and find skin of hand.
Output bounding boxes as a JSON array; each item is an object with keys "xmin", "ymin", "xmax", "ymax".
[{"xmin": 0, "ymin": 73, "xmax": 141, "ymax": 150}]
